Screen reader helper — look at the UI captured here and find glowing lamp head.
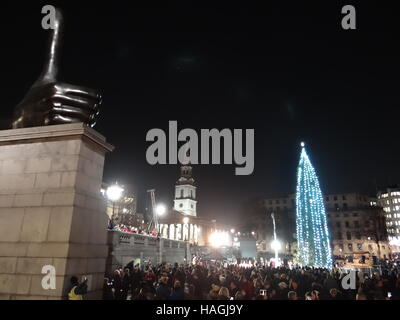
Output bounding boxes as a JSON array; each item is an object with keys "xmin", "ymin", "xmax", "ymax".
[
  {"xmin": 106, "ymin": 184, "xmax": 124, "ymax": 202},
  {"xmin": 230, "ymin": 229, "xmax": 235, "ymax": 234},
  {"xmin": 156, "ymin": 205, "xmax": 166, "ymax": 216},
  {"xmin": 209, "ymin": 232, "xmax": 230, "ymax": 248},
  {"xmin": 301, "ymin": 142, "xmax": 305, "ymax": 148},
  {"xmin": 183, "ymin": 217, "xmax": 189, "ymax": 224},
  {"xmin": 271, "ymin": 239, "xmax": 282, "ymax": 251}
]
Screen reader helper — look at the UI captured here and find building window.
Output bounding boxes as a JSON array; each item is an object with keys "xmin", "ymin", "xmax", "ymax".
[
  {"xmin": 343, "ymin": 203, "xmax": 348, "ymax": 210},
  {"xmin": 337, "ymin": 232, "xmax": 343, "ymax": 240},
  {"xmin": 346, "ymin": 232, "xmax": 352, "ymax": 240},
  {"xmin": 345, "ymin": 221, "xmax": 350, "ymax": 228},
  {"xmin": 357, "ymin": 243, "xmax": 362, "ymax": 250},
  {"xmin": 180, "ymin": 189, "xmax": 184, "ymax": 198},
  {"xmin": 353, "ymin": 212, "xmax": 359, "ymax": 217},
  {"xmin": 326, "ymin": 196, "xmax": 330, "ymax": 201},
  {"xmin": 335, "ymin": 204, "xmax": 340, "ymax": 210},
  {"xmin": 356, "ymin": 232, "xmax": 361, "ymax": 240},
  {"xmin": 343, "ymin": 195, "xmax": 347, "ymax": 200},
  {"xmin": 336, "ymin": 222, "xmax": 341, "ymax": 228},
  {"xmin": 334, "ymin": 196, "xmax": 338, "ymax": 201},
  {"xmin": 368, "ymin": 245, "xmax": 373, "ymax": 251},
  {"xmin": 180, "ymin": 204, "xmax": 183, "ymax": 208},
  {"xmin": 354, "ymin": 221, "xmax": 359, "ymax": 228},
  {"xmin": 348, "ymin": 243, "xmax": 353, "ymax": 251}
]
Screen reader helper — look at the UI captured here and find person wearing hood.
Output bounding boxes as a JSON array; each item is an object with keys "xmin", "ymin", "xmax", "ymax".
[{"xmin": 169, "ymin": 280, "xmax": 184, "ymax": 300}]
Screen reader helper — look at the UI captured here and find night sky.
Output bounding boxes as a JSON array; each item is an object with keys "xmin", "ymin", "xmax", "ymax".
[{"xmin": 1, "ymin": 1, "xmax": 399, "ymax": 225}]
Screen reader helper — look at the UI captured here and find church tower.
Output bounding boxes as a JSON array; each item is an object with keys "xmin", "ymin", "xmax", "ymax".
[{"xmin": 173, "ymin": 164, "xmax": 197, "ymax": 216}]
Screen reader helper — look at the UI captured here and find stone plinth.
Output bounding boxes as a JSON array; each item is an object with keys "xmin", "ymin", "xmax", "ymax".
[{"xmin": 0, "ymin": 123, "xmax": 114, "ymax": 300}]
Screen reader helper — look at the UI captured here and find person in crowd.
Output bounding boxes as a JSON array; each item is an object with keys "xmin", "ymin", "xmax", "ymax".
[
  {"xmin": 229, "ymin": 280, "xmax": 240, "ymax": 298},
  {"xmin": 66, "ymin": 276, "xmax": 88, "ymax": 300},
  {"xmin": 218, "ymin": 287, "xmax": 230, "ymax": 300},
  {"xmin": 156, "ymin": 276, "xmax": 171, "ymax": 300},
  {"xmin": 121, "ymin": 268, "xmax": 131, "ymax": 300},
  {"xmin": 169, "ymin": 280, "xmax": 185, "ymax": 300},
  {"xmin": 102, "ymin": 277, "xmax": 114, "ymax": 300},
  {"xmin": 356, "ymin": 292, "xmax": 367, "ymax": 300},
  {"xmin": 288, "ymin": 291, "xmax": 298, "ymax": 300},
  {"xmin": 111, "ymin": 269, "xmax": 123, "ymax": 300}
]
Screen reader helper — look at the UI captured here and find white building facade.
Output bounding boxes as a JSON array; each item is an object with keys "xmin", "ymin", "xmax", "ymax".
[{"xmin": 378, "ymin": 187, "xmax": 400, "ymax": 250}]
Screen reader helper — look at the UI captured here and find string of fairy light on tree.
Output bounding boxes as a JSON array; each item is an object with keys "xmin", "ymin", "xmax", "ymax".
[{"xmin": 295, "ymin": 142, "xmax": 333, "ymax": 269}]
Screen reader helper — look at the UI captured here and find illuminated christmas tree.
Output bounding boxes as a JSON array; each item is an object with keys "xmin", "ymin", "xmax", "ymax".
[{"xmin": 296, "ymin": 142, "xmax": 333, "ymax": 269}]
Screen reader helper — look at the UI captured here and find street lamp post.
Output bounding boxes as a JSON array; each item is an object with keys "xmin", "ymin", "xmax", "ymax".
[
  {"xmin": 271, "ymin": 212, "xmax": 281, "ymax": 266},
  {"xmin": 106, "ymin": 183, "xmax": 124, "ymax": 226},
  {"xmin": 182, "ymin": 217, "xmax": 190, "ymax": 262},
  {"xmin": 152, "ymin": 204, "xmax": 166, "ymax": 235},
  {"xmin": 183, "ymin": 217, "xmax": 190, "ymax": 241}
]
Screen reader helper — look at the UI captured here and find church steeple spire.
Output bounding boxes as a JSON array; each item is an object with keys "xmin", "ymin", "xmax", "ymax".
[
  {"xmin": 180, "ymin": 164, "xmax": 193, "ymax": 181},
  {"xmin": 177, "ymin": 163, "xmax": 195, "ymax": 186},
  {"xmin": 174, "ymin": 165, "xmax": 197, "ymax": 216}
]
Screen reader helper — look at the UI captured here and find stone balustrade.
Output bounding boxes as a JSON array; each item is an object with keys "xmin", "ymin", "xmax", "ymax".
[{"xmin": 106, "ymin": 231, "xmax": 190, "ymax": 274}]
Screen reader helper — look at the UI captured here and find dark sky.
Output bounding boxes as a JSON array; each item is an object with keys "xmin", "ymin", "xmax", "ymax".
[{"xmin": 1, "ymin": 1, "xmax": 399, "ymax": 225}]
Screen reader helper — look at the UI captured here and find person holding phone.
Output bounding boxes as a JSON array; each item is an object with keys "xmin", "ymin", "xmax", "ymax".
[{"xmin": 67, "ymin": 276, "xmax": 88, "ymax": 300}]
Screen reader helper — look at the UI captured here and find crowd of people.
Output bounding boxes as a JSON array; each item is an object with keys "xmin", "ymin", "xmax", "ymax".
[
  {"xmin": 108, "ymin": 222, "xmax": 158, "ymax": 237},
  {"xmin": 102, "ymin": 262, "xmax": 400, "ymax": 300}
]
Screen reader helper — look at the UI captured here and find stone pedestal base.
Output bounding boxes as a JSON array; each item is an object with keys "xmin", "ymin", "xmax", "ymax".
[{"xmin": 0, "ymin": 123, "xmax": 113, "ymax": 300}]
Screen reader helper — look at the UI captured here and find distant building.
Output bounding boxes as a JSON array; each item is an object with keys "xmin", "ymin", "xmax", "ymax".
[
  {"xmin": 173, "ymin": 165, "xmax": 197, "ymax": 216},
  {"xmin": 158, "ymin": 164, "xmax": 234, "ymax": 246},
  {"xmin": 377, "ymin": 186, "xmax": 400, "ymax": 251},
  {"xmin": 261, "ymin": 193, "xmax": 391, "ymax": 260}
]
